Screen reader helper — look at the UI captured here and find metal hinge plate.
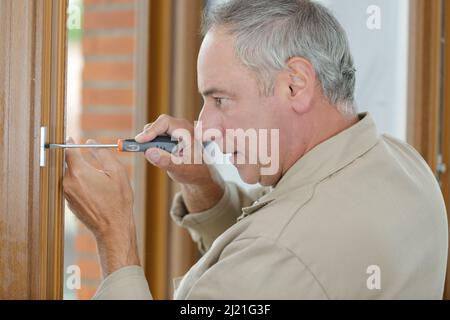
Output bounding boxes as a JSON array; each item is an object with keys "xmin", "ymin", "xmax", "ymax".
[{"xmin": 40, "ymin": 126, "xmax": 47, "ymax": 167}]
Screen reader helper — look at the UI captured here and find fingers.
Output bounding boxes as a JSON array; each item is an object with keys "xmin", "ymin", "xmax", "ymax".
[
  {"xmin": 135, "ymin": 115, "xmax": 191, "ymax": 143},
  {"xmin": 86, "ymin": 139, "xmax": 122, "ymax": 172},
  {"xmin": 65, "ymin": 137, "xmax": 88, "ymax": 174},
  {"xmin": 143, "ymin": 123, "xmax": 152, "ymax": 131},
  {"xmin": 135, "ymin": 115, "xmax": 170, "ymax": 143},
  {"xmin": 134, "ymin": 122, "xmax": 154, "ymax": 143},
  {"xmin": 145, "ymin": 148, "xmax": 177, "ymax": 170}
]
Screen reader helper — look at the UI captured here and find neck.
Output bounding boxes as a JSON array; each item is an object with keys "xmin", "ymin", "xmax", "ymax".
[{"xmin": 282, "ymin": 102, "xmax": 359, "ymax": 177}]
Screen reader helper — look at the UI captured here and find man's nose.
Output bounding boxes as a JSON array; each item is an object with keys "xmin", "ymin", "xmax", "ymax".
[{"xmin": 197, "ymin": 105, "xmax": 223, "ymax": 142}]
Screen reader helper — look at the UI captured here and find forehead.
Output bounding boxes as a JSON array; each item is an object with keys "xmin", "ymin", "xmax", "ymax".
[{"xmin": 197, "ymin": 29, "xmax": 254, "ymax": 94}]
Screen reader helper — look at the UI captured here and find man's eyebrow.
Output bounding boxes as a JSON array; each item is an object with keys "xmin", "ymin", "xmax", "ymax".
[{"xmin": 200, "ymin": 88, "xmax": 234, "ymax": 97}]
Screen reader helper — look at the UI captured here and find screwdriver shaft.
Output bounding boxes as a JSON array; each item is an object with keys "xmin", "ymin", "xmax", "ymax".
[{"xmin": 47, "ymin": 144, "xmax": 118, "ymax": 149}]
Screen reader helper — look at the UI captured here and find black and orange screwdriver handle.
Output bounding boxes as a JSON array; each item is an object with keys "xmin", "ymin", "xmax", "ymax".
[{"xmin": 117, "ymin": 136, "xmax": 178, "ymax": 153}]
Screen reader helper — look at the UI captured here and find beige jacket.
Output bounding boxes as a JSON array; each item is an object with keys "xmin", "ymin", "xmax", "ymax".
[{"xmin": 93, "ymin": 113, "xmax": 448, "ymax": 300}]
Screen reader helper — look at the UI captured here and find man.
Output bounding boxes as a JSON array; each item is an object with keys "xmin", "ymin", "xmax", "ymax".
[{"xmin": 63, "ymin": 0, "xmax": 448, "ymax": 299}]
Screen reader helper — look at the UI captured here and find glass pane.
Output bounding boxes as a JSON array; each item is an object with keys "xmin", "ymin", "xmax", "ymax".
[{"xmin": 64, "ymin": 0, "xmax": 140, "ymax": 300}]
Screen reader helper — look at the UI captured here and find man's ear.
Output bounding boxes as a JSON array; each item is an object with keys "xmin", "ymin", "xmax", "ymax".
[{"xmin": 286, "ymin": 57, "xmax": 316, "ymax": 115}]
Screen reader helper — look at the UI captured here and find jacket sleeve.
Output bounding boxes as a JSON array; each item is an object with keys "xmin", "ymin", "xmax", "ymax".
[
  {"xmin": 92, "ymin": 183, "xmax": 270, "ymax": 300},
  {"xmin": 181, "ymin": 237, "xmax": 329, "ymax": 300},
  {"xmin": 92, "ymin": 266, "xmax": 152, "ymax": 300},
  {"xmin": 170, "ymin": 182, "xmax": 268, "ymax": 253}
]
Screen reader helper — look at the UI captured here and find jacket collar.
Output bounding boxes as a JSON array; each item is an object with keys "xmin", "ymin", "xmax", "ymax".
[{"xmin": 239, "ymin": 113, "xmax": 380, "ymax": 219}]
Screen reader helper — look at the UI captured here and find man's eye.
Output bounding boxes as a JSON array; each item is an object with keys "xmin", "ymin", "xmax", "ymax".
[{"xmin": 214, "ymin": 97, "xmax": 224, "ymax": 108}]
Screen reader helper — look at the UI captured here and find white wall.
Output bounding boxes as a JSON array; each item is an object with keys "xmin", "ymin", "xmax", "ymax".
[{"xmin": 317, "ymin": 0, "xmax": 410, "ymax": 141}]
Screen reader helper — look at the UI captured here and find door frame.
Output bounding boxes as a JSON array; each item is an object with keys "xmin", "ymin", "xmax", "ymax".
[
  {"xmin": 143, "ymin": 0, "xmax": 204, "ymax": 300},
  {"xmin": 168, "ymin": 0, "xmax": 203, "ymax": 299},
  {"xmin": 38, "ymin": 0, "xmax": 68, "ymax": 300},
  {"xmin": 407, "ymin": 0, "xmax": 450, "ymax": 299},
  {"xmin": 440, "ymin": 0, "xmax": 450, "ymax": 300},
  {"xmin": 0, "ymin": 0, "xmax": 67, "ymax": 299},
  {"xmin": 407, "ymin": 0, "xmax": 442, "ymax": 173},
  {"xmin": 144, "ymin": 0, "xmax": 173, "ymax": 300}
]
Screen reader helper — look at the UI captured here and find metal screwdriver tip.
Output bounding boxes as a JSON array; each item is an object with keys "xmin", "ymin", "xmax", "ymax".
[{"xmin": 46, "ymin": 143, "xmax": 118, "ymax": 149}]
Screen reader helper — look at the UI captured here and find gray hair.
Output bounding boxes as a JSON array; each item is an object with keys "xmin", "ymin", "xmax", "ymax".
[{"xmin": 202, "ymin": 0, "xmax": 357, "ymax": 114}]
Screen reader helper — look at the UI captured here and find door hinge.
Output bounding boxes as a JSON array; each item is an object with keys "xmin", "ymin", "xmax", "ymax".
[{"xmin": 40, "ymin": 126, "xmax": 47, "ymax": 167}]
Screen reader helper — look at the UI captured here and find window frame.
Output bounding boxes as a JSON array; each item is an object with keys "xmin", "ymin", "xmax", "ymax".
[
  {"xmin": 407, "ymin": 0, "xmax": 442, "ymax": 172},
  {"xmin": 0, "ymin": 0, "xmax": 67, "ymax": 299},
  {"xmin": 440, "ymin": 0, "xmax": 450, "ymax": 300},
  {"xmin": 408, "ymin": 0, "xmax": 450, "ymax": 299},
  {"xmin": 143, "ymin": 0, "xmax": 203, "ymax": 300},
  {"xmin": 143, "ymin": 0, "xmax": 173, "ymax": 300}
]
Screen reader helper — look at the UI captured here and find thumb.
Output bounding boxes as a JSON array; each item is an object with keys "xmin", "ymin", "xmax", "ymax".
[{"xmin": 145, "ymin": 148, "xmax": 175, "ymax": 169}]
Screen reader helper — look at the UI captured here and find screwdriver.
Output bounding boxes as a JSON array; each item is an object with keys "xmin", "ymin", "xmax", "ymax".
[{"xmin": 46, "ymin": 136, "xmax": 179, "ymax": 154}]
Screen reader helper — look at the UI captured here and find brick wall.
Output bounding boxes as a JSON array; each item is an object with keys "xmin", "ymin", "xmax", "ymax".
[{"xmin": 74, "ymin": 0, "xmax": 138, "ymax": 300}]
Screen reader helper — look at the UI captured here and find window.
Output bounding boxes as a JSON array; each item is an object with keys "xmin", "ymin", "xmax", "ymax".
[
  {"xmin": 62, "ymin": 0, "xmax": 203, "ymax": 300},
  {"xmin": 64, "ymin": 0, "xmax": 147, "ymax": 299},
  {"xmin": 1, "ymin": 0, "xmax": 448, "ymax": 300}
]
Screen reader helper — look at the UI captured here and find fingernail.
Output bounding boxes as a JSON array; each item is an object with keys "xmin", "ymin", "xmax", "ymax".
[
  {"xmin": 135, "ymin": 132, "xmax": 146, "ymax": 143},
  {"xmin": 148, "ymin": 150, "xmax": 160, "ymax": 163}
]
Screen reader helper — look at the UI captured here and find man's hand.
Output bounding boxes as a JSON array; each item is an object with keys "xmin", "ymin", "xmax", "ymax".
[
  {"xmin": 63, "ymin": 138, "xmax": 140, "ymax": 278},
  {"xmin": 135, "ymin": 115, "xmax": 225, "ymax": 213}
]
